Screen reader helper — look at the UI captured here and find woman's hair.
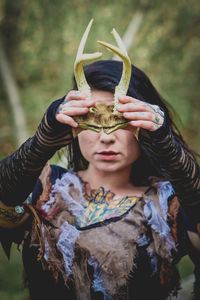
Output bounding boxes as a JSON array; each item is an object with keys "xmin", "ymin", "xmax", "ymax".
[{"xmin": 65, "ymin": 60, "xmax": 196, "ymax": 185}]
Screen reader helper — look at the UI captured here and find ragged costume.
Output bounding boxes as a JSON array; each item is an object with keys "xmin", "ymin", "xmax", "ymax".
[
  {"xmin": 21, "ymin": 166, "xmax": 185, "ymax": 299},
  {"xmin": 0, "ymin": 163, "xmax": 197, "ymax": 300}
]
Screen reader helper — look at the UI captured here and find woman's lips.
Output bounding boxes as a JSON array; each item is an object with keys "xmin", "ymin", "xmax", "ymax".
[{"xmin": 96, "ymin": 151, "xmax": 119, "ymax": 161}]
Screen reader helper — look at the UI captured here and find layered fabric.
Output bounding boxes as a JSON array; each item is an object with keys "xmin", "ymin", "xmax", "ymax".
[{"xmin": 27, "ymin": 165, "xmax": 181, "ymax": 299}]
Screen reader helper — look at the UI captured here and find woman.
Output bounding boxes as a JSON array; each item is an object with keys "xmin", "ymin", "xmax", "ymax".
[{"xmin": 8, "ymin": 59, "xmax": 196, "ymax": 300}]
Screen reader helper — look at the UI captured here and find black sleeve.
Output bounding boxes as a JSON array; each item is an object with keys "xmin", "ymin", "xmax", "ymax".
[
  {"xmin": 139, "ymin": 119, "xmax": 200, "ymax": 225},
  {"xmin": 0, "ymin": 97, "xmax": 72, "ymax": 206}
]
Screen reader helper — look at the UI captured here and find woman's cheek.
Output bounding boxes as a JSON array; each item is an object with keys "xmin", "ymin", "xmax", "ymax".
[
  {"xmin": 126, "ymin": 135, "xmax": 141, "ymax": 163},
  {"xmin": 78, "ymin": 131, "xmax": 97, "ymax": 160}
]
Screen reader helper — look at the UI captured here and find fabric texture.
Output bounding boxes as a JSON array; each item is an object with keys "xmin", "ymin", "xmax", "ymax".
[
  {"xmin": 27, "ymin": 167, "xmax": 180, "ymax": 300},
  {"xmin": 0, "ymin": 97, "xmax": 72, "ymax": 206},
  {"xmin": 139, "ymin": 125, "xmax": 200, "ymax": 224}
]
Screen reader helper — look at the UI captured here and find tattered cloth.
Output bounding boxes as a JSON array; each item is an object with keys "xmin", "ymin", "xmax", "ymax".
[{"xmin": 17, "ymin": 165, "xmax": 181, "ymax": 299}]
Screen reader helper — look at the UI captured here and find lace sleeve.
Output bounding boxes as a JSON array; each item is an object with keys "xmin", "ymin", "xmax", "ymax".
[
  {"xmin": 0, "ymin": 97, "xmax": 72, "ymax": 206},
  {"xmin": 139, "ymin": 121, "xmax": 200, "ymax": 224}
]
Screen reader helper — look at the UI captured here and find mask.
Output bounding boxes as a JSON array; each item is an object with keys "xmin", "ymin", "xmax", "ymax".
[{"xmin": 73, "ymin": 19, "xmax": 134, "ymax": 136}]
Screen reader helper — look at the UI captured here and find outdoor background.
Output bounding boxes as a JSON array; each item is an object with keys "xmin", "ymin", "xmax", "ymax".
[{"xmin": 0, "ymin": 0, "xmax": 199, "ymax": 299}]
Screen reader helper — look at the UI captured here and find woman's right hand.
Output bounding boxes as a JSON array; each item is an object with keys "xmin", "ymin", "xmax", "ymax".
[{"xmin": 56, "ymin": 90, "xmax": 95, "ymax": 128}]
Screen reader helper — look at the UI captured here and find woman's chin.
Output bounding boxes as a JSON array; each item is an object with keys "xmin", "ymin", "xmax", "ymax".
[{"xmin": 93, "ymin": 162, "xmax": 127, "ymax": 173}]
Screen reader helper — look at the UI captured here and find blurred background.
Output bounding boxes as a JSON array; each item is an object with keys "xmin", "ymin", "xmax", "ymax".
[{"xmin": 0, "ymin": 0, "xmax": 199, "ymax": 299}]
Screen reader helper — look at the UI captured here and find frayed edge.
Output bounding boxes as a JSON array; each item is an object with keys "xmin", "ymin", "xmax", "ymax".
[
  {"xmin": 57, "ymin": 221, "xmax": 80, "ymax": 276},
  {"xmin": 88, "ymin": 257, "xmax": 112, "ymax": 300}
]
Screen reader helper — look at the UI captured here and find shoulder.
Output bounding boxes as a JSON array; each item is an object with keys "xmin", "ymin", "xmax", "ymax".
[
  {"xmin": 145, "ymin": 179, "xmax": 175, "ymax": 205},
  {"xmin": 31, "ymin": 164, "xmax": 68, "ymax": 204},
  {"xmin": 143, "ymin": 179, "xmax": 180, "ymax": 236}
]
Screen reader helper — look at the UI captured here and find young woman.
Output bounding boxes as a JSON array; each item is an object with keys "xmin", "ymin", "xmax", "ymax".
[{"xmin": 0, "ymin": 59, "xmax": 192, "ymax": 300}]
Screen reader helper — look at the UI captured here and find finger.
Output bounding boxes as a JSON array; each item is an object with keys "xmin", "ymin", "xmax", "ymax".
[
  {"xmin": 63, "ymin": 99, "xmax": 95, "ymax": 108},
  {"xmin": 118, "ymin": 97, "xmax": 162, "ymax": 115},
  {"xmin": 117, "ymin": 102, "xmax": 152, "ymax": 113},
  {"xmin": 59, "ymin": 107, "xmax": 89, "ymax": 116},
  {"xmin": 118, "ymin": 96, "xmax": 137, "ymax": 103},
  {"xmin": 66, "ymin": 90, "xmax": 88, "ymax": 101},
  {"xmin": 57, "ymin": 99, "xmax": 93, "ymax": 115},
  {"xmin": 128, "ymin": 120, "xmax": 161, "ymax": 132},
  {"xmin": 118, "ymin": 96, "xmax": 140, "ymax": 104},
  {"xmin": 147, "ymin": 104, "xmax": 165, "ymax": 118},
  {"xmin": 123, "ymin": 111, "xmax": 163, "ymax": 125},
  {"xmin": 56, "ymin": 114, "xmax": 78, "ymax": 128}
]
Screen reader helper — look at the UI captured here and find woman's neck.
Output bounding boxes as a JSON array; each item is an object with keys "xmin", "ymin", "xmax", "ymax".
[{"xmin": 78, "ymin": 165, "xmax": 134, "ymax": 193}]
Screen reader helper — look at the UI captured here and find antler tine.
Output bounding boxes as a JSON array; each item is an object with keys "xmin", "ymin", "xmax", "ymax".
[
  {"xmin": 97, "ymin": 29, "xmax": 131, "ymax": 113},
  {"xmin": 74, "ymin": 19, "xmax": 102, "ymax": 98}
]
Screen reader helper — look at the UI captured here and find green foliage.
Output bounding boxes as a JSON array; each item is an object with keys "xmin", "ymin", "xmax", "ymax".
[
  {"xmin": 0, "ymin": 246, "xmax": 28, "ymax": 300},
  {"xmin": 177, "ymin": 255, "xmax": 194, "ymax": 279}
]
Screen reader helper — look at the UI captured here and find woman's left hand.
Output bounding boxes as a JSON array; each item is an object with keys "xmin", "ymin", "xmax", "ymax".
[{"xmin": 117, "ymin": 96, "xmax": 164, "ymax": 132}]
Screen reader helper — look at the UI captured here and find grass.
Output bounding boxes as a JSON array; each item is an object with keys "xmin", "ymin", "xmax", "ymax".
[{"xmin": 0, "ymin": 246, "xmax": 28, "ymax": 300}]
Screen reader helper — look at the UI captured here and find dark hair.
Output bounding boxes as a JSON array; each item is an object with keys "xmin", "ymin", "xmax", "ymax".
[{"xmin": 65, "ymin": 60, "xmax": 196, "ymax": 185}]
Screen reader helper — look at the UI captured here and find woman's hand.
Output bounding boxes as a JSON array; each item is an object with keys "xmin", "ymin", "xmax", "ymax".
[
  {"xmin": 56, "ymin": 90, "xmax": 95, "ymax": 128},
  {"xmin": 117, "ymin": 96, "xmax": 164, "ymax": 132}
]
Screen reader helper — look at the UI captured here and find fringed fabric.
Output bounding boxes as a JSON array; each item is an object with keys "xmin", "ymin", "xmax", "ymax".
[
  {"xmin": 30, "ymin": 169, "xmax": 180, "ymax": 299},
  {"xmin": 57, "ymin": 221, "xmax": 80, "ymax": 276}
]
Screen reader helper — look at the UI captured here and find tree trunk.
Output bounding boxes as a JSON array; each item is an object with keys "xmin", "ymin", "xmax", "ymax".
[
  {"xmin": 0, "ymin": 41, "xmax": 28, "ymax": 146},
  {"xmin": 113, "ymin": 11, "xmax": 144, "ymax": 60}
]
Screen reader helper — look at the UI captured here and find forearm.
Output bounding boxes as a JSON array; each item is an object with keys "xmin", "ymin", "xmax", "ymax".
[
  {"xmin": 139, "ymin": 122, "xmax": 200, "ymax": 222},
  {"xmin": 0, "ymin": 97, "xmax": 72, "ymax": 206}
]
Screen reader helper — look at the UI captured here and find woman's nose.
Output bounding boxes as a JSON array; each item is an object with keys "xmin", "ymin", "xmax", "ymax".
[{"xmin": 99, "ymin": 130, "xmax": 116, "ymax": 144}]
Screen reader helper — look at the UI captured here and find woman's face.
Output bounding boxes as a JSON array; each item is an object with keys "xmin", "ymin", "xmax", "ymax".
[{"xmin": 78, "ymin": 90, "xmax": 140, "ymax": 173}]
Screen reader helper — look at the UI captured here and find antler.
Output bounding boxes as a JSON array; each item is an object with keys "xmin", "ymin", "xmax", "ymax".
[
  {"xmin": 74, "ymin": 19, "xmax": 102, "ymax": 98},
  {"xmin": 97, "ymin": 29, "xmax": 131, "ymax": 113}
]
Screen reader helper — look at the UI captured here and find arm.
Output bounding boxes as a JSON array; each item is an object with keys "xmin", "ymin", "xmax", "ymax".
[
  {"xmin": 0, "ymin": 97, "xmax": 72, "ymax": 206},
  {"xmin": 139, "ymin": 121, "xmax": 200, "ymax": 225},
  {"xmin": 117, "ymin": 95, "xmax": 200, "ymax": 226}
]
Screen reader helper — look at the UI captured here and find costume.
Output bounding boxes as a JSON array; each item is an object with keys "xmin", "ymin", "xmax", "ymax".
[{"xmin": 23, "ymin": 165, "xmax": 182, "ymax": 300}]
